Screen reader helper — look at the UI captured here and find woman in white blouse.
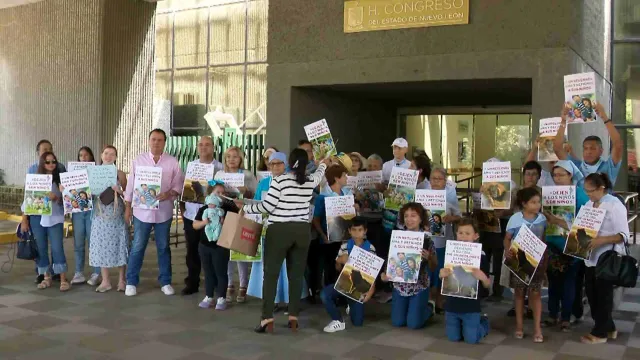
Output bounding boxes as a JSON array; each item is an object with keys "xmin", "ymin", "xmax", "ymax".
[{"xmin": 580, "ymin": 173, "xmax": 629, "ymax": 344}]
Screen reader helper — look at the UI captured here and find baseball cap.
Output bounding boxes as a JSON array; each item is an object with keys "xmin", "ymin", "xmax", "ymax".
[
  {"xmin": 268, "ymin": 152, "xmax": 287, "ymax": 164},
  {"xmin": 391, "ymin": 138, "xmax": 408, "ymax": 148}
]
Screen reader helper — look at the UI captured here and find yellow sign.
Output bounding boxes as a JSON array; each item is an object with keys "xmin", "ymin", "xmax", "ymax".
[{"xmin": 344, "ymin": 0, "xmax": 469, "ymax": 33}]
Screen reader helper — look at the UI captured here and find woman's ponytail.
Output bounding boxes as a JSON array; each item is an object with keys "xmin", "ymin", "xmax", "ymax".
[
  {"xmin": 289, "ymin": 148, "xmax": 310, "ymax": 185},
  {"xmin": 585, "ymin": 172, "xmax": 612, "ymax": 190}
]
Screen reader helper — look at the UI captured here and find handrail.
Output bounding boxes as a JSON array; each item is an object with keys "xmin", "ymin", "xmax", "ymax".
[{"xmin": 615, "ymin": 191, "xmax": 639, "ymax": 244}]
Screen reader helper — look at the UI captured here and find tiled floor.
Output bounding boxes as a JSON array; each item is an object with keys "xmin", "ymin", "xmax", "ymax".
[{"xmin": 1, "ymin": 238, "xmax": 640, "ymax": 360}]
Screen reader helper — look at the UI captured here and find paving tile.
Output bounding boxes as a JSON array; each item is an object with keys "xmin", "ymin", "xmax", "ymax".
[
  {"xmin": 46, "ymin": 303, "xmax": 108, "ymax": 322},
  {"xmin": 121, "ymin": 303, "xmax": 185, "ymax": 320},
  {"xmin": 425, "ymin": 338, "xmax": 495, "ymax": 359},
  {"xmin": 0, "ymin": 334, "xmax": 59, "ymax": 356},
  {"xmin": 292, "ymin": 333, "xmax": 364, "ymax": 357},
  {"xmin": 0, "ymin": 286, "xmax": 20, "ymax": 296},
  {"xmin": 17, "ymin": 298, "xmax": 77, "ymax": 312},
  {"xmin": 552, "ymin": 355, "xmax": 595, "ymax": 360},
  {"xmin": 0, "ymin": 306, "xmax": 38, "ymax": 323},
  {"xmin": 84, "ymin": 313, "xmax": 145, "ymax": 330},
  {"xmin": 369, "ymin": 328, "xmax": 436, "ymax": 351},
  {"xmin": 483, "ymin": 344, "xmax": 555, "ymax": 360},
  {"xmin": 0, "ymin": 323, "xmax": 24, "ymax": 340},
  {"xmin": 0, "ymin": 293, "xmax": 49, "ymax": 306},
  {"xmin": 36, "ymin": 322, "xmax": 108, "ymax": 343},
  {"xmin": 558, "ymin": 340, "xmax": 626, "ymax": 359},
  {"xmin": 2, "ymin": 314, "xmax": 68, "ymax": 331},
  {"xmin": 409, "ymin": 352, "xmax": 476, "ymax": 360},
  {"xmin": 343, "ymin": 342, "xmax": 420, "ymax": 360},
  {"xmin": 14, "ymin": 344, "xmax": 113, "ymax": 360},
  {"xmin": 78, "ymin": 330, "xmax": 146, "ymax": 354},
  {"xmin": 157, "ymin": 329, "xmax": 225, "ymax": 350},
  {"xmin": 120, "ymin": 319, "xmax": 188, "ymax": 337},
  {"xmin": 623, "ymin": 346, "xmax": 640, "ymax": 360},
  {"xmin": 176, "ymin": 353, "xmax": 228, "ymax": 360},
  {"xmin": 116, "ymin": 341, "xmax": 192, "ymax": 360},
  {"xmin": 203, "ymin": 340, "xmax": 270, "ymax": 360}
]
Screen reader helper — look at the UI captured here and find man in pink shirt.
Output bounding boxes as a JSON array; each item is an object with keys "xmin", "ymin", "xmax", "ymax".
[{"xmin": 124, "ymin": 129, "xmax": 184, "ymax": 297}]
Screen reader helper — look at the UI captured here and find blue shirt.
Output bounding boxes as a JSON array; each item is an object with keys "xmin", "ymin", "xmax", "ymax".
[
  {"xmin": 255, "ymin": 176, "xmax": 272, "ymax": 201},
  {"xmin": 546, "ymin": 186, "xmax": 589, "ymax": 253},
  {"xmin": 568, "ymin": 155, "xmax": 621, "ymax": 187}
]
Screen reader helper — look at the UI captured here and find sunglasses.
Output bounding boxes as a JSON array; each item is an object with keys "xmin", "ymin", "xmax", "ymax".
[{"xmin": 44, "ymin": 160, "xmax": 57, "ymax": 165}]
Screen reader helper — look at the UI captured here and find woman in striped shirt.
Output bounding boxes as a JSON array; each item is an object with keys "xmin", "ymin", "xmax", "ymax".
[{"xmin": 242, "ymin": 148, "xmax": 329, "ymax": 333}]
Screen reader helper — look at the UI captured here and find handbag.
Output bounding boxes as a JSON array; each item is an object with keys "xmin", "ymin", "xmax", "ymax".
[
  {"xmin": 17, "ymin": 232, "xmax": 39, "ymax": 261},
  {"xmin": 100, "ymin": 187, "xmax": 115, "ymax": 206},
  {"xmin": 595, "ymin": 242, "xmax": 638, "ymax": 288}
]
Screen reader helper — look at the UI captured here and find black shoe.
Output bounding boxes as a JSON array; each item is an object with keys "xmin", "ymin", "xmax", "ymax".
[
  {"xmin": 35, "ymin": 274, "xmax": 44, "ymax": 284},
  {"xmin": 507, "ymin": 307, "xmax": 516, "ymax": 317},
  {"xmin": 181, "ymin": 286, "xmax": 199, "ymax": 296},
  {"xmin": 52, "ymin": 274, "xmax": 61, "ymax": 282},
  {"xmin": 254, "ymin": 320, "xmax": 274, "ymax": 334}
]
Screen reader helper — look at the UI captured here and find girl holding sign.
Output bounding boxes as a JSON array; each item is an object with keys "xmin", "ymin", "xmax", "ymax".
[
  {"xmin": 22, "ymin": 152, "xmax": 70, "ymax": 291},
  {"xmin": 579, "ymin": 173, "xmax": 629, "ymax": 344},
  {"xmin": 70, "ymin": 146, "xmax": 101, "ymax": 287},
  {"xmin": 216, "ymin": 146, "xmax": 257, "ymax": 304},
  {"xmin": 504, "ymin": 188, "xmax": 547, "ymax": 343},
  {"xmin": 381, "ymin": 203, "xmax": 437, "ymax": 329}
]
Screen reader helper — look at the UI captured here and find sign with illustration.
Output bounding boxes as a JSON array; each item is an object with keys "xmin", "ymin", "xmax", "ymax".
[
  {"xmin": 384, "ymin": 167, "xmax": 419, "ymax": 211},
  {"xmin": 334, "ymin": 246, "xmax": 384, "ymax": 304},
  {"xmin": 132, "ymin": 166, "xmax": 162, "ymax": 210},
  {"xmin": 60, "ymin": 170, "xmax": 93, "ymax": 214},
  {"xmin": 564, "ymin": 72, "xmax": 597, "ymax": 123},
  {"xmin": 441, "ymin": 240, "xmax": 483, "ymax": 299},
  {"xmin": 23, "ymin": 174, "xmax": 53, "ymax": 216},
  {"xmin": 481, "ymin": 161, "xmax": 511, "ymax": 210},
  {"xmin": 304, "ymin": 119, "xmax": 337, "ymax": 160}
]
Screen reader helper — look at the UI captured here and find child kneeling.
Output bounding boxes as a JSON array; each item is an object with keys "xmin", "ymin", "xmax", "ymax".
[
  {"xmin": 440, "ymin": 218, "xmax": 490, "ymax": 344},
  {"xmin": 192, "ymin": 183, "xmax": 239, "ymax": 310},
  {"xmin": 321, "ymin": 218, "xmax": 376, "ymax": 333}
]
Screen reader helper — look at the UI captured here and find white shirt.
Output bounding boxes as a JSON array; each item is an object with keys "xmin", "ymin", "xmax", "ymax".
[
  {"xmin": 382, "ymin": 158, "xmax": 411, "ymax": 182},
  {"xmin": 39, "ymin": 184, "xmax": 65, "ymax": 227},
  {"xmin": 585, "ymin": 194, "xmax": 629, "ymax": 267},
  {"xmin": 183, "ymin": 159, "xmax": 222, "ymax": 221}
]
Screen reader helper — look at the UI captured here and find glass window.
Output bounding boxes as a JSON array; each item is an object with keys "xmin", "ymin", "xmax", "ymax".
[
  {"xmin": 614, "ymin": 0, "xmax": 640, "ymax": 40},
  {"xmin": 496, "ymin": 114, "xmax": 532, "ymax": 186},
  {"xmin": 154, "ymin": 1, "xmax": 268, "ymax": 137}
]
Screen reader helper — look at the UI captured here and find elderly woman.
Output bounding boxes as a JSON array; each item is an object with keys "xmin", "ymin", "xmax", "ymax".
[
  {"xmin": 428, "ymin": 167, "xmax": 462, "ymax": 312},
  {"xmin": 349, "ymin": 152, "xmax": 367, "ymax": 174},
  {"xmin": 367, "ymin": 154, "xmax": 383, "ymax": 171},
  {"xmin": 579, "ymin": 173, "xmax": 629, "ymax": 344}
]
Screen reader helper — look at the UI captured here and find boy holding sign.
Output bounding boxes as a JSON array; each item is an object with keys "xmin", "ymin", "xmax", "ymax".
[
  {"xmin": 321, "ymin": 218, "xmax": 377, "ymax": 333},
  {"xmin": 439, "ymin": 218, "xmax": 490, "ymax": 344}
]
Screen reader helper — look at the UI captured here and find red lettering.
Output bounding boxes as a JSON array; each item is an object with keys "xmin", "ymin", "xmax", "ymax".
[{"xmin": 241, "ymin": 228, "xmax": 257, "ymax": 243}]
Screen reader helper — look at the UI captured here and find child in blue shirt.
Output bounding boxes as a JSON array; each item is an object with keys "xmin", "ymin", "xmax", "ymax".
[
  {"xmin": 440, "ymin": 218, "xmax": 490, "ymax": 344},
  {"xmin": 321, "ymin": 217, "xmax": 377, "ymax": 333}
]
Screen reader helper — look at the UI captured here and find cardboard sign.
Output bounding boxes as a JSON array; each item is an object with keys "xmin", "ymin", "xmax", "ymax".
[
  {"xmin": 481, "ymin": 161, "xmax": 511, "ymax": 210},
  {"xmin": 334, "ymin": 246, "xmax": 384, "ymax": 304},
  {"xmin": 538, "ymin": 117, "xmax": 563, "ymax": 162},
  {"xmin": 386, "ymin": 230, "xmax": 424, "ymax": 284},
  {"xmin": 504, "ymin": 225, "xmax": 547, "ymax": 285},
  {"xmin": 304, "ymin": 119, "xmax": 337, "ymax": 160},
  {"xmin": 23, "ymin": 174, "xmax": 53, "ymax": 216},
  {"xmin": 384, "ymin": 167, "xmax": 419, "ymax": 211},
  {"xmin": 564, "ymin": 206, "xmax": 606, "ymax": 260},
  {"xmin": 60, "ymin": 170, "xmax": 93, "ymax": 214},
  {"xmin": 182, "ymin": 162, "xmax": 215, "ymax": 204},
  {"xmin": 442, "ymin": 240, "xmax": 483, "ymax": 299},
  {"xmin": 564, "ymin": 72, "xmax": 597, "ymax": 124}
]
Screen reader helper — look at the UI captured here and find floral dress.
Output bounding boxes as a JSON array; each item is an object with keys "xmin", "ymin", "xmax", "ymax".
[{"xmin": 89, "ymin": 193, "xmax": 129, "ymax": 268}]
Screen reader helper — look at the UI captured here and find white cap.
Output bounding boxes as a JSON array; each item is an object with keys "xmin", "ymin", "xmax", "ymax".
[{"xmin": 391, "ymin": 138, "xmax": 408, "ymax": 148}]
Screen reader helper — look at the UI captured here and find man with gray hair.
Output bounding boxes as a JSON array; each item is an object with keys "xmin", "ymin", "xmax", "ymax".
[{"xmin": 367, "ymin": 154, "xmax": 383, "ymax": 171}]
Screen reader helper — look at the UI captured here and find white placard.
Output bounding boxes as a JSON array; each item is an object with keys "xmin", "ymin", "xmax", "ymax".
[
  {"xmin": 386, "ymin": 230, "xmax": 424, "ymax": 284},
  {"xmin": 67, "ymin": 161, "xmax": 95, "ymax": 172},
  {"xmin": 23, "ymin": 174, "xmax": 53, "ymax": 216},
  {"xmin": 481, "ymin": 161, "xmax": 511, "ymax": 210},
  {"xmin": 133, "ymin": 166, "xmax": 162, "ymax": 210},
  {"xmin": 334, "ymin": 246, "xmax": 385, "ymax": 304},
  {"xmin": 563, "ymin": 72, "xmax": 597, "ymax": 124},
  {"xmin": 505, "ymin": 225, "xmax": 547, "ymax": 285},
  {"xmin": 564, "ymin": 206, "xmax": 606, "ymax": 260},
  {"xmin": 441, "ymin": 240, "xmax": 483, "ymax": 299},
  {"xmin": 60, "ymin": 170, "xmax": 93, "ymax": 214},
  {"xmin": 182, "ymin": 162, "xmax": 215, "ymax": 204}
]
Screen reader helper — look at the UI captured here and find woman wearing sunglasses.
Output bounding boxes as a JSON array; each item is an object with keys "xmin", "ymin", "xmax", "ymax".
[{"xmin": 21, "ymin": 152, "xmax": 70, "ymax": 291}]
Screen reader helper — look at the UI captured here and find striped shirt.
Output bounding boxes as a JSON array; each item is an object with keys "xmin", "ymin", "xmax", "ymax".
[{"xmin": 243, "ymin": 164, "xmax": 327, "ymax": 224}]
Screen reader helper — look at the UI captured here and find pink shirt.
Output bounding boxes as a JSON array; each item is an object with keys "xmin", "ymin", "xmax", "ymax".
[{"xmin": 125, "ymin": 152, "xmax": 184, "ymax": 224}]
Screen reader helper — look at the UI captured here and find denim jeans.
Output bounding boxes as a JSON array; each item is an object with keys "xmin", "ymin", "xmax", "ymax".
[
  {"xmin": 445, "ymin": 312, "xmax": 489, "ymax": 344},
  {"xmin": 30, "ymin": 217, "xmax": 67, "ymax": 275},
  {"xmin": 72, "ymin": 211, "xmax": 99, "ymax": 275},
  {"xmin": 126, "ymin": 217, "xmax": 172, "ymax": 287},
  {"xmin": 321, "ymin": 284, "xmax": 365, "ymax": 326},
  {"xmin": 391, "ymin": 288, "xmax": 432, "ymax": 329},
  {"xmin": 547, "ymin": 262, "xmax": 578, "ymax": 322}
]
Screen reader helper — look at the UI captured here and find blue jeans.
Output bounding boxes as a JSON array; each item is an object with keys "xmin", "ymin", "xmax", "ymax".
[
  {"xmin": 445, "ymin": 312, "xmax": 489, "ymax": 344},
  {"xmin": 30, "ymin": 217, "xmax": 67, "ymax": 275},
  {"xmin": 126, "ymin": 217, "xmax": 172, "ymax": 286},
  {"xmin": 321, "ymin": 284, "xmax": 365, "ymax": 326},
  {"xmin": 391, "ymin": 288, "xmax": 432, "ymax": 329},
  {"xmin": 72, "ymin": 211, "xmax": 99, "ymax": 275},
  {"xmin": 548, "ymin": 262, "xmax": 578, "ymax": 322}
]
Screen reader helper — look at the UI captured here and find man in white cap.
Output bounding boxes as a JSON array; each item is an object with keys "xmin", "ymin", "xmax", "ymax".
[{"xmin": 382, "ymin": 138, "xmax": 411, "ymax": 182}]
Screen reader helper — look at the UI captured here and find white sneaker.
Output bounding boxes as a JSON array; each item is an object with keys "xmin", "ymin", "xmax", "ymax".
[
  {"xmin": 161, "ymin": 285, "xmax": 175, "ymax": 296},
  {"xmin": 70, "ymin": 273, "xmax": 86, "ymax": 285},
  {"xmin": 86, "ymin": 273, "xmax": 100, "ymax": 286},
  {"xmin": 323, "ymin": 320, "xmax": 346, "ymax": 333},
  {"xmin": 125, "ymin": 285, "xmax": 137, "ymax": 297}
]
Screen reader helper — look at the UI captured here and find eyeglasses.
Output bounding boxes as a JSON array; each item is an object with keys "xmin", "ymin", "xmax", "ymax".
[
  {"xmin": 44, "ymin": 160, "xmax": 57, "ymax": 165},
  {"xmin": 584, "ymin": 187, "xmax": 600, "ymax": 194}
]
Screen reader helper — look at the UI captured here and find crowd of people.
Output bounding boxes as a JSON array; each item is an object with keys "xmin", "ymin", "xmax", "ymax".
[{"xmin": 16, "ymin": 101, "xmax": 629, "ymax": 345}]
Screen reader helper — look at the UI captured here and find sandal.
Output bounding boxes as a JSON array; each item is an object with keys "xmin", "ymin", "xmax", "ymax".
[
  {"xmin": 581, "ymin": 334, "xmax": 607, "ymax": 344},
  {"xmin": 226, "ymin": 287, "xmax": 234, "ymax": 303},
  {"xmin": 514, "ymin": 330, "xmax": 524, "ymax": 339},
  {"xmin": 37, "ymin": 276, "xmax": 52, "ymax": 290},
  {"xmin": 96, "ymin": 283, "xmax": 112, "ymax": 293},
  {"xmin": 237, "ymin": 287, "xmax": 247, "ymax": 303},
  {"xmin": 533, "ymin": 334, "xmax": 544, "ymax": 343},
  {"xmin": 59, "ymin": 280, "xmax": 71, "ymax": 292},
  {"xmin": 117, "ymin": 281, "xmax": 126, "ymax": 292}
]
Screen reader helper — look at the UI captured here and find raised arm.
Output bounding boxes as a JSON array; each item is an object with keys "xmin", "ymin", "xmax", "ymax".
[
  {"xmin": 310, "ymin": 163, "xmax": 328, "ymax": 187},
  {"xmin": 553, "ymin": 105, "xmax": 570, "ymax": 160},
  {"xmin": 595, "ymin": 102, "xmax": 623, "ymax": 165}
]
